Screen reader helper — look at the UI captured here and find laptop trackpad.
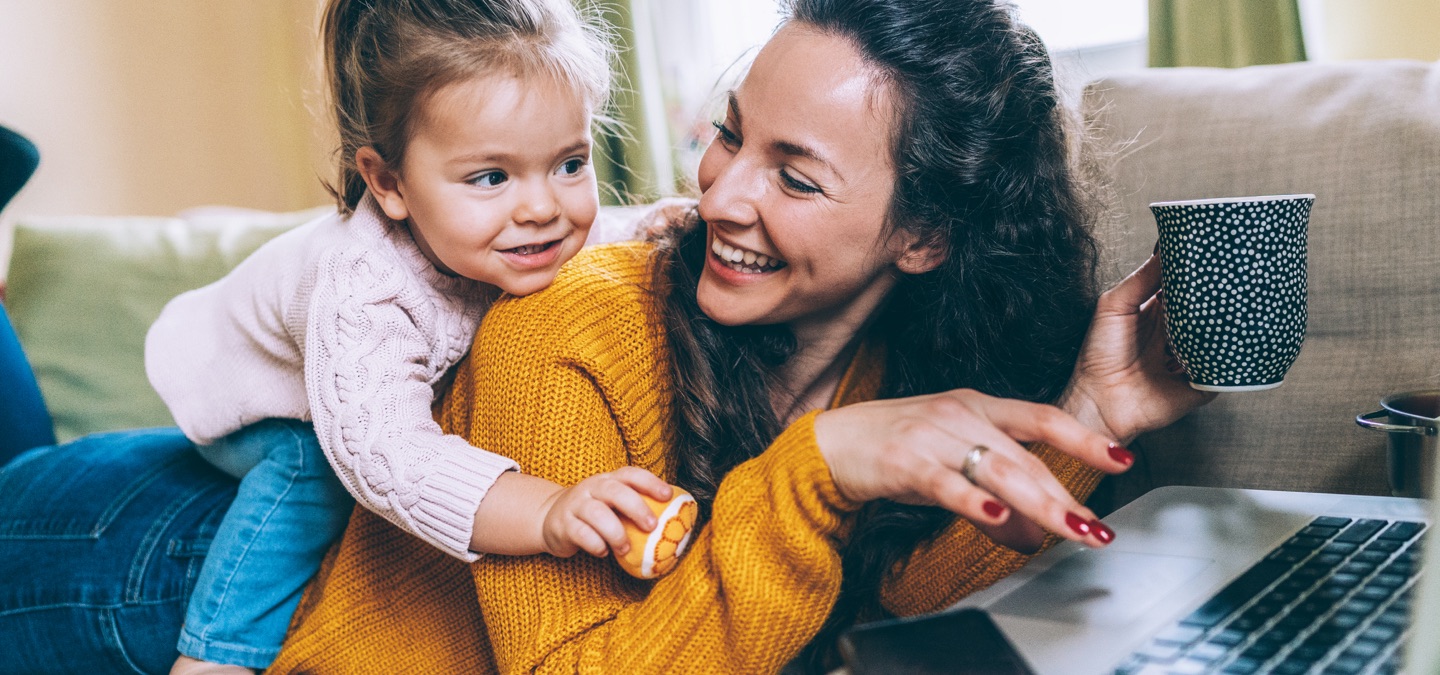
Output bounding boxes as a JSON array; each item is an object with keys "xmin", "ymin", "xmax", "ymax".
[{"xmin": 989, "ymin": 549, "xmax": 1212, "ymax": 625}]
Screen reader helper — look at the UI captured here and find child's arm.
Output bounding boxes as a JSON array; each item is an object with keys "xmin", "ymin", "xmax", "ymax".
[{"xmin": 472, "ymin": 467, "xmax": 672, "ymax": 557}]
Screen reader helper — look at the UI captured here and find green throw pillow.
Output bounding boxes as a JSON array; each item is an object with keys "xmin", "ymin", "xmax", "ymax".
[{"xmin": 5, "ymin": 208, "xmax": 329, "ymax": 442}]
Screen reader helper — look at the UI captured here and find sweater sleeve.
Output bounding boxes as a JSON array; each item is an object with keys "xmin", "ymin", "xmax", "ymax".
[
  {"xmin": 452, "ymin": 339, "xmax": 860, "ymax": 673},
  {"xmin": 304, "ymin": 246, "xmax": 517, "ymax": 562},
  {"xmin": 879, "ymin": 443, "xmax": 1105, "ymax": 616}
]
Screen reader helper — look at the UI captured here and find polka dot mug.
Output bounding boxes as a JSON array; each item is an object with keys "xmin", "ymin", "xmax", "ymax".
[{"xmin": 1150, "ymin": 195, "xmax": 1314, "ymax": 392}]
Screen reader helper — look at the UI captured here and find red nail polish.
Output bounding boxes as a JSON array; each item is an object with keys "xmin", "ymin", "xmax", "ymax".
[
  {"xmin": 982, "ymin": 500, "xmax": 1006, "ymax": 518},
  {"xmin": 1107, "ymin": 443, "xmax": 1135, "ymax": 466},
  {"xmin": 1065, "ymin": 512, "xmax": 1092, "ymax": 536},
  {"xmin": 1090, "ymin": 519, "xmax": 1115, "ymax": 543}
]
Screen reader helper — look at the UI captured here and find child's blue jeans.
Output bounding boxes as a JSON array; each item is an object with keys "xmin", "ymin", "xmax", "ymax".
[{"xmin": 178, "ymin": 419, "xmax": 353, "ymax": 669}]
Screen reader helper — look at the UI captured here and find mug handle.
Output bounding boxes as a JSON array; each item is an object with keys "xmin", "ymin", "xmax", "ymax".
[{"xmin": 1356, "ymin": 410, "xmax": 1437, "ymax": 436}]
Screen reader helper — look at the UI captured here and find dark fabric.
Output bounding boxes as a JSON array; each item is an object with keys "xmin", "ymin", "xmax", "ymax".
[
  {"xmin": 0, "ymin": 125, "xmax": 39, "ymax": 212},
  {"xmin": 0, "ymin": 428, "xmax": 237, "ymax": 674},
  {"xmin": 0, "ymin": 302, "xmax": 55, "ymax": 465}
]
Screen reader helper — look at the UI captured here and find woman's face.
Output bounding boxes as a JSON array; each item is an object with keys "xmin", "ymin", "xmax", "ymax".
[{"xmin": 695, "ymin": 23, "xmax": 919, "ymax": 335}]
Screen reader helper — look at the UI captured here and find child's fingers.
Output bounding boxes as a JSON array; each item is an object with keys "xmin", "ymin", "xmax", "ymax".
[
  {"xmin": 612, "ymin": 466, "xmax": 673, "ymax": 501},
  {"xmin": 599, "ymin": 485, "xmax": 658, "ymax": 532},
  {"xmin": 575, "ymin": 500, "xmax": 631, "ymax": 556},
  {"xmin": 558, "ymin": 514, "xmax": 610, "ymax": 558}
]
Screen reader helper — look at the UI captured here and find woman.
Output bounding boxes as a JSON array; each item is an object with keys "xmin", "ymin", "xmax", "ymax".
[{"xmin": 270, "ymin": 0, "xmax": 1208, "ymax": 672}]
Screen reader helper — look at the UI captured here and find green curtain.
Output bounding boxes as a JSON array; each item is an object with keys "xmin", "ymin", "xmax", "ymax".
[
  {"xmin": 585, "ymin": 0, "xmax": 666, "ymax": 205},
  {"xmin": 1149, "ymin": 0, "xmax": 1307, "ymax": 67}
]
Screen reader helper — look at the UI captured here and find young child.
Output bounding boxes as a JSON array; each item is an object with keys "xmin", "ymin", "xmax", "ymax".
[{"xmin": 143, "ymin": 1, "xmax": 670, "ymax": 673}]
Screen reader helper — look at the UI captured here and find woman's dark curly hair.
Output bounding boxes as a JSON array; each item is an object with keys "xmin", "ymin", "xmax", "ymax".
[{"xmin": 650, "ymin": 0, "xmax": 1100, "ymax": 670}]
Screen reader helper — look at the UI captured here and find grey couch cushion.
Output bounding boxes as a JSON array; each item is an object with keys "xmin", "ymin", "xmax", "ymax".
[{"xmin": 1082, "ymin": 60, "xmax": 1440, "ymax": 507}]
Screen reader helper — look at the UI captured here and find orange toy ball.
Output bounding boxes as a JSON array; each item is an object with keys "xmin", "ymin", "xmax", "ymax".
[{"xmin": 617, "ymin": 487, "xmax": 698, "ymax": 579}]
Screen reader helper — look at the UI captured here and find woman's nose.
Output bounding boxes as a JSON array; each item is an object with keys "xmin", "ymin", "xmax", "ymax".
[
  {"xmin": 513, "ymin": 178, "xmax": 560, "ymax": 226},
  {"xmin": 697, "ymin": 155, "xmax": 761, "ymax": 230}
]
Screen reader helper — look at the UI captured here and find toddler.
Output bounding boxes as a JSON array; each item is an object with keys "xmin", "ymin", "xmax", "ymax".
[{"xmin": 144, "ymin": 1, "xmax": 669, "ymax": 673}]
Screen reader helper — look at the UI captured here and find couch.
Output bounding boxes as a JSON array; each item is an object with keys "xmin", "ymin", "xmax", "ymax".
[{"xmin": 4, "ymin": 59, "xmax": 1439, "ymax": 510}]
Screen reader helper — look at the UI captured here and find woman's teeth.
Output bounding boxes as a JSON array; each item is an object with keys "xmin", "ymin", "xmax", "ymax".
[{"xmin": 711, "ymin": 239, "xmax": 785, "ymax": 273}]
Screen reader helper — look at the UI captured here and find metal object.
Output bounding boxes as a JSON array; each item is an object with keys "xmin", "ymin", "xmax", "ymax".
[
  {"xmin": 1357, "ymin": 390, "xmax": 1440, "ymax": 497},
  {"xmin": 961, "ymin": 445, "xmax": 989, "ymax": 485}
]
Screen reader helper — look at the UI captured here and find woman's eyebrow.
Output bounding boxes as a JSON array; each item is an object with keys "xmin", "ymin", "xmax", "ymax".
[{"xmin": 729, "ymin": 90, "xmax": 841, "ymax": 181}]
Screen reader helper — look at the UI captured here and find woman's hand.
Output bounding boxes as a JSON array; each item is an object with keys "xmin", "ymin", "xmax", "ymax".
[
  {"xmin": 813, "ymin": 389, "xmax": 1133, "ymax": 552},
  {"xmin": 1059, "ymin": 252, "xmax": 1215, "ymax": 444}
]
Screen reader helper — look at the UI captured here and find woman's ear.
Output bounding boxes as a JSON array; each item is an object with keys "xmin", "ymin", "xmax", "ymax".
[
  {"xmin": 896, "ymin": 235, "xmax": 947, "ymax": 275},
  {"xmin": 355, "ymin": 147, "xmax": 409, "ymax": 222}
]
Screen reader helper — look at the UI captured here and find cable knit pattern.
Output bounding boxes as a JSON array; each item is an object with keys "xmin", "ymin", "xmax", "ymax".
[
  {"xmin": 146, "ymin": 194, "xmax": 517, "ymax": 561},
  {"xmin": 270, "ymin": 242, "xmax": 1102, "ymax": 674}
]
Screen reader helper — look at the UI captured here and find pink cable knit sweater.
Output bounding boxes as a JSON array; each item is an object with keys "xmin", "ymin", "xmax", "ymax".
[{"xmin": 145, "ymin": 194, "xmax": 517, "ymax": 561}]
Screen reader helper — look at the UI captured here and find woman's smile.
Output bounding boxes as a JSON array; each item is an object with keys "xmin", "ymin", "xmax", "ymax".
[{"xmin": 708, "ymin": 236, "xmax": 787, "ymax": 279}]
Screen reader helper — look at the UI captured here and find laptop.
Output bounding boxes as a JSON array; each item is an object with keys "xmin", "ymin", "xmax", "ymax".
[{"xmin": 939, "ymin": 481, "xmax": 1439, "ymax": 674}]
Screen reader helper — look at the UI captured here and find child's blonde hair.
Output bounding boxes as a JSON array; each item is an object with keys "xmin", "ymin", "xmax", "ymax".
[{"xmin": 323, "ymin": 0, "xmax": 613, "ymax": 215}]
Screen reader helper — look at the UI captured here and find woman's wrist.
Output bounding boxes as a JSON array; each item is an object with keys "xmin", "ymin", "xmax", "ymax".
[{"xmin": 1056, "ymin": 385, "xmax": 1127, "ymax": 445}]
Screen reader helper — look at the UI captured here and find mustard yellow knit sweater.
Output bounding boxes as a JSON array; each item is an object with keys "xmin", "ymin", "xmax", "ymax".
[{"xmin": 270, "ymin": 242, "xmax": 1103, "ymax": 674}]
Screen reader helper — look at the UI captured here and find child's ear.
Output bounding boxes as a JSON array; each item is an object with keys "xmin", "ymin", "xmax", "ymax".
[{"xmin": 355, "ymin": 147, "xmax": 409, "ymax": 222}]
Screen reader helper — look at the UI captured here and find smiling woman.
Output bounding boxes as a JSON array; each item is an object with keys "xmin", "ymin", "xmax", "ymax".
[{"xmin": 268, "ymin": 1, "xmax": 1211, "ymax": 673}]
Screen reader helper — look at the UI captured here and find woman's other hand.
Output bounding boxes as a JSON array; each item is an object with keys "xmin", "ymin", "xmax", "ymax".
[
  {"xmin": 1060, "ymin": 252, "xmax": 1215, "ymax": 444},
  {"xmin": 814, "ymin": 389, "xmax": 1133, "ymax": 552}
]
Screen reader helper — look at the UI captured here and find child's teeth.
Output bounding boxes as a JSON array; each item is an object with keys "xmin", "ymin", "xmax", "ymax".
[
  {"xmin": 756, "ymin": 255, "xmax": 769, "ymax": 267},
  {"xmin": 743, "ymin": 251, "xmax": 757, "ymax": 265}
]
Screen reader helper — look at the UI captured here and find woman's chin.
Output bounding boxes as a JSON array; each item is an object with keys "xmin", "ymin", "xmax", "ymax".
[{"xmin": 695, "ymin": 279, "xmax": 778, "ymax": 327}]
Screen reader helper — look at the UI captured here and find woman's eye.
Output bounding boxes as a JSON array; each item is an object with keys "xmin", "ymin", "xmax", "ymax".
[
  {"xmin": 558, "ymin": 158, "xmax": 586, "ymax": 176},
  {"xmin": 712, "ymin": 120, "xmax": 740, "ymax": 147},
  {"xmin": 470, "ymin": 171, "xmax": 507, "ymax": 187},
  {"xmin": 780, "ymin": 169, "xmax": 821, "ymax": 195}
]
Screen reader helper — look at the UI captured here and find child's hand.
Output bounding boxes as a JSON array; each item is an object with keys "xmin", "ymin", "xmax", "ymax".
[{"xmin": 540, "ymin": 467, "xmax": 673, "ymax": 558}]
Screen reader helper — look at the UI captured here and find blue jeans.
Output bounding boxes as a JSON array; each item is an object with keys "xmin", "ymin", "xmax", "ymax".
[
  {"xmin": 179, "ymin": 419, "xmax": 354, "ymax": 668},
  {"xmin": 0, "ymin": 428, "xmax": 236, "ymax": 674}
]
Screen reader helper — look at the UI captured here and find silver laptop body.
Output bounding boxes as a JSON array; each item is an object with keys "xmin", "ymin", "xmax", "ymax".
[{"xmin": 953, "ymin": 487, "xmax": 1433, "ymax": 674}]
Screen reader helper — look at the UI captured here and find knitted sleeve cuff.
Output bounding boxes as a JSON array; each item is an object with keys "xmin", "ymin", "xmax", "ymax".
[
  {"xmin": 413, "ymin": 442, "xmax": 519, "ymax": 562},
  {"xmin": 756, "ymin": 409, "xmax": 866, "ymax": 523}
]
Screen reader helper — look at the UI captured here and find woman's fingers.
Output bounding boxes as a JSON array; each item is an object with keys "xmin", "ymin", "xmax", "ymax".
[
  {"xmin": 1099, "ymin": 252, "xmax": 1162, "ymax": 314},
  {"xmin": 949, "ymin": 443, "xmax": 1112, "ymax": 548},
  {"xmin": 949, "ymin": 392, "xmax": 1133, "ymax": 474}
]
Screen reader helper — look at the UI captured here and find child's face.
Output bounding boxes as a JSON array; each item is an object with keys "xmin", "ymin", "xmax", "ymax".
[{"xmin": 378, "ymin": 74, "xmax": 598, "ymax": 296}]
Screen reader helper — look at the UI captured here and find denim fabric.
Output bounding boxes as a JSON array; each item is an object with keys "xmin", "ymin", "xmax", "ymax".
[
  {"xmin": 0, "ymin": 428, "xmax": 237, "ymax": 675},
  {"xmin": 178, "ymin": 419, "xmax": 353, "ymax": 668},
  {"xmin": 0, "ymin": 302, "xmax": 56, "ymax": 466}
]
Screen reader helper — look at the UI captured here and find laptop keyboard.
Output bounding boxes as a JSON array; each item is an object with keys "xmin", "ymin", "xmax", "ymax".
[{"xmin": 1115, "ymin": 517, "xmax": 1425, "ymax": 675}]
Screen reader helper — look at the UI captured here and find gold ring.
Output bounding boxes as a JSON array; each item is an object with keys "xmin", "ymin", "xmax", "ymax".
[{"xmin": 961, "ymin": 445, "xmax": 989, "ymax": 485}]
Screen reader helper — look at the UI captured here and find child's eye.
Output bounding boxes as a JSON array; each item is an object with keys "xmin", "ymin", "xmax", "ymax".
[
  {"xmin": 712, "ymin": 120, "xmax": 740, "ymax": 148},
  {"xmin": 470, "ymin": 171, "xmax": 507, "ymax": 187},
  {"xmin": 557, "ymin": 158, "xmax": 586, "ymax": 176}
]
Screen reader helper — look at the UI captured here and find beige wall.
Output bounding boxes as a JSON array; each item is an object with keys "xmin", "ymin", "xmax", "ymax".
[
  {"xmin": 1301, "ymin": 0, "xmax": 1440, "ymax": 61},
  {"xmin": 0, "ymin": 0, "xmax": 332, "ymax": 277}
]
